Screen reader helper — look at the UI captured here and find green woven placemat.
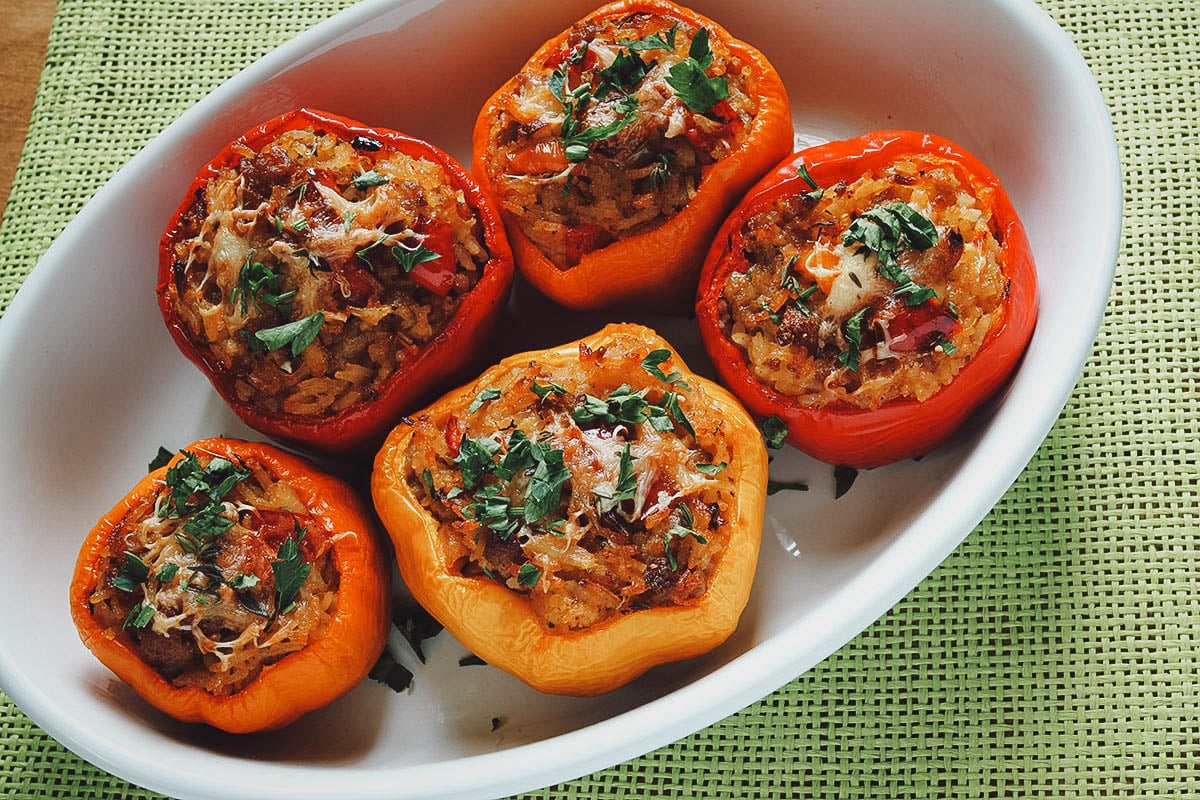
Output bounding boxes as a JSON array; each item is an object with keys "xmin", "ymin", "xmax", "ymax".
[{"xmin": 1, "ymin": 0, "xmax": 1193, "ymax": 797}]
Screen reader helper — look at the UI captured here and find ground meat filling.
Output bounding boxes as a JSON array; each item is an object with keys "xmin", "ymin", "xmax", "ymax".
[
  {"xmin": 720, "ymin": 154, "xmax": 1009, "ymax": 409},
  {"xmin": 88, "ymin": 450, "xmax": 339, "ymax": 696},
  {"xmin": 167, "ymin": 128, "xmax": 489, "ymax": 419},
  {"xmin": 405, "ymin": 332, "xmax": 739, "ymax": 632},
  {"xmin": 482, "ymin": 11, "xmax": 758, "ymax": 267}
]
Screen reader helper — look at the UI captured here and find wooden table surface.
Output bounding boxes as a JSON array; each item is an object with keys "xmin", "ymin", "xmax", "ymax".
[{"xmin": 0, "ymin": 0, "xmax": 55, "ymax": 226}]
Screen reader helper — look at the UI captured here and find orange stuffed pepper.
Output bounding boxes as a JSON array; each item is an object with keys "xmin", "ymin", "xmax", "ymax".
[
  {"xmin": 472, "ymin": 0, "xmax": 792, "ymax": 311},
  {"xmin": 696, "ymin": 131, "xmax": 1039, "ymax": 468},
  {"xmin": 69, "ymin": 438, "xmax": 390, "ymax": 733},
  {"xmin": 371, "ymin": 323, "xmax": 768, "ymax": 695}
]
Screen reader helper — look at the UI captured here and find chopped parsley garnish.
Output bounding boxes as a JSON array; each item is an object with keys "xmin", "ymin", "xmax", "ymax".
[
  {"xmin": 181, "ymin": 503, "xmax": 235, "ymax": 540},
  {"xmin": 837, "ymin": 307, "xmax": 869, "ymax": 372},
  {"xmin": 796, "ymin": 162, "xmax": 824, "ymax": 201},
  {"xmin": 648, "ymin": 152, "xmax": 673, "ymax": 189},
  {"xmin": 465, "ymin": 485, "xmax": 521, "ymax": 537},
  {"xmin": 271, "ymin": 523, "xmax": 310, "ymax": 615},
  {"xmin": 391, "ymin": 242, "xmax": 442, "ymax": 273},
  {"xmin": 843, "ymin": 201, "xmax": 939, "ymax": 304},
  {"xmin": 663, "ymin": 504, "xmax": 707, "ymax": 570},
  {"xmin": 369, "ymin": 651, "xmax": 413, "ymax": 694},
  {"xmin": 531, "ymin": 380, "xmax": 568, "ymax": 402},
  {"xmin": 123, "ymin": 602, "xmax": 156, "ymax": 630},
  {"xmin": 231, "ymin": 573, "xmax": 260, "ymax": 590},
  {"xmin": 468, "ymin": 388, "xmax": 502, "ymax": 414},
  {"xmin": 112, "ymin": 551, "xmax": 150, "ymax": 592},
  {"xmin": 573, "ymin": 384, "xmax": 653, "ymax": 426},
  {"xmin": 834, "ymin": 465, "xmax": 859, "ymax": 499},
  {"xmin": 249, "ymin": 312, "xmax": 324, "ymax": 358},
  {"xmin": 562, "ymin": 92, "xmax": 639, "ymax": 162},
  {"xmin": 596, "ymin": 442, "xmax": 638, "ymax": 514},
  {"xmin": 148, "ymin": 446, "xmax": 174, "ymax": 472},
  {"xmin": 767, "ymin": 480, "xmax": 809, "ymax": 495},
  {"xmin": 356, "ymin": 235, "xmax": 387, "ymax": 269},
  {"xmin": 523, "ymin": 445, "xmax": 570, "ymax": 524},
  {"xmin": 595, "ymin": 49, "xmax": 650, "ymax": 97},
  {"xmin": 695, "ymin": 461, "xmax": 727, "ymax": 476},
  {"xmin": 657, "ymin": 391, "xmax": 695, "ymax": 437},
  {"xmin": 937, "ymin": 335, "xmax": 959, "ymax": 355},
  {"xmin": 230, "ymin": 253, "xmax": 295, "ymax": 314},
  {"xmin": 352, "ymin": 170, "xmax": 390, "ymax": 190},
  {"xmin": 761, "ymin": 415, "xmax": 788, "ymax": 449},
  {"xmin": 618, "ymin": 22, "xmax": 678, "ymax": 52},
  {"xmin": 517, "ymin": 563, "xmax": 542, "ymax": 588},
  {"xmin": 455, "ymin": 436, "xmax": 504, "ymax": 491},
  {"xmin": 160, "ymin": 451, "xmax": 249, "ymax": 518},
  {"xmin": 641, "ymin": 349, "xmax": 691, "ymax": 389},
  {"xmin": 665, "ymin": 28, "xmax": 728, "ymax": 114},
  {"xmin": 156, "ymin": 563, "xmax": 179, "ymax": 583}
]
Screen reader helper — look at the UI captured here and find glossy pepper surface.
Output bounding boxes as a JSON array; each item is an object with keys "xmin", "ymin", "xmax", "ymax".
[
  {"xmin": 69, "ymin": 437, "xmax": 391, "ymax": 733},
  {"xmin": 158, "ymin": 108, "xmax": 514, "ymax": 456},
  {"xmin": 371, "ymin": 323, "xmax": 768, "ymax": 696},
  {"xmin": 696, "ymin": 130, "xmax": 1039, "ymax": 468},
  {"xmin": 471, "ymin": 0, "xmax": 792, "ymax": 312}
]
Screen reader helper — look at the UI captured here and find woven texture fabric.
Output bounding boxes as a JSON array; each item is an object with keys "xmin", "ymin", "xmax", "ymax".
[{"xmin": 0, "ymin": 0, "xmax": 1193, "ymax": 797}]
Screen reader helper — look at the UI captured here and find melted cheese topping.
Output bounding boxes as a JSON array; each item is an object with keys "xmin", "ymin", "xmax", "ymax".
[
  {"xmin": 165, "ymin": 128, "xmax": 488, "ymax": 419},
  {"xmin": 405, "ymin": 330, "xmax": 739, "ymax": 632}
]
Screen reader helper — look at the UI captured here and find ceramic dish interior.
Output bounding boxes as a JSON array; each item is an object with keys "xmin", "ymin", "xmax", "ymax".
[{"xmin": 0, "ymin": 0, "xmax": 1120, "ymax": 798}]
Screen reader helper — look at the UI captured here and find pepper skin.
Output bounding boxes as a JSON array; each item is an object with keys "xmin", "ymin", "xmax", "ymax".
[
  {"xmin": 158, "ymin": 108, "xmax": 514, "ymax": 456},
  {"xmin": 696, "ymin": 130, "xmax": 1039, "ymax": 468},
  {"xmin": 69, "ymin": 438, "xmax": 390, "ymax": 733},
  {"xmin": 471, "ymin": 0, "xmax": 792, "ymax": 312},
  {"xmin": 371, "ymin": 323, "xmax": 768, "ymax": 696}
]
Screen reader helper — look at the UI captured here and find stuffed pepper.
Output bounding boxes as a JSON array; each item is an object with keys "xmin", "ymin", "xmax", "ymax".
[
  {"xmin": 696, "ymin": 130, "xmax": 1039, "ymax": 468},
  {"xmin": 371, "ymin": 323, "xmax": 767, "ymax": 695},
  {"xmin": 472, "ymin": 0, "xmax": 792, "ymax": 311},
  {"xmin": 69, "ymin": 438, "xmax": 390, "ymax": 733},
  {"xmin": 158, "ymin": 108, "xmax": 514, "ymax": 455}
]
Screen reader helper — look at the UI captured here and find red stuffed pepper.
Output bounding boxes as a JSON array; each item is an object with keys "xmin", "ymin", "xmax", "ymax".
[
  {"xmin": 696, "ymin": 130, "xmax": 1038, "ymax": 468},
  {"xmin": 158, "ymin": 108, "xmax": 514, "ymax": 455}
]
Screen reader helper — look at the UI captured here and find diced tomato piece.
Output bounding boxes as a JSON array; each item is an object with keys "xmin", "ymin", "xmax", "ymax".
[
  {"xmin": 564, "ymin": 223, "xmax": 613, "ymax": 266},
  {"xmin": 409, "ymin": 218, "xmax": 458, "ymax": 295},
  {"xmin": 443, "ymin": 415, "xmax": 464, "ymax": 458},
  {"xmin": 883, "ymin": 299, "xmax": 959, "ymax": 353},
  {"xmin": 506, "ymin": 140, "xmax": 569, "ymax": 176}
]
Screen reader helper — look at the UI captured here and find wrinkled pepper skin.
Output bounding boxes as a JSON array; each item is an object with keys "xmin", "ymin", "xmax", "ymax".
[
  {"xmin": 157, "ymin": 108, "xmax": 514, "ymax": 456},
  {"xmin": 69, "ymin": 438, "xmax": 390, "ymax": 733},
  {"xmin": 371, "ymin": 323, "xmax": 768, "ymax": 696},
  {"xmin": 471, "ymin": 0, "xmax": 793, "ymax": 313},
  {"xmin": 696, "ymin": 131, "xmax": 1039, "ymax": 468}
]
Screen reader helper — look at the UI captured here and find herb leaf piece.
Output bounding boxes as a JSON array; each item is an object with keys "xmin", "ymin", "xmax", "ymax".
[
  {"xmin": 517, "ymin": 563, "xmax": 542, "ymax": 588},
  {"xmin": 761, "ymin": 415, "xmax": 788, "ymax": 449},
  {"xmin": 666, "ymin": 58, "xmax": 729, "ymax": 114},
  {"xmin": 112, "ymin": 551, "xmax": 150, "ymax": 592},
  {"xmin": 148, "ymin": 446, "xmax": 174, "ymax": 472},
  {"xmin": 272, "ymin": 526, "xmax": 310, "ymax": 615},
  {"xmin": 353, "ymin": 170, "xmax": 390, "ymax": 190},
  {"xmin": 837, "ymin": 307, "xmax": 869, "ymax": 372},
  {"xmin": 468, "ymin": 388, "xmax": 502, "ymax": 414},
  {"xmin": 251, "ymin": 312, "xmax": 325, "ymax": 357},
  {"xmin": 641, "ymin": 349, "xmax": 690, "ymax": 389},
  {"xmin": 391, "ymin": 242, "xmax": 442, "ymax": 273}
]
